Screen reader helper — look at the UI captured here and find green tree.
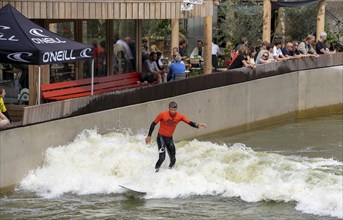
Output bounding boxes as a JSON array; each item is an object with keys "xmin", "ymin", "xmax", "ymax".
[
  {"xmin": 217, "ymin": 0, "xmax": 263, "ymax": 47},
  {"xmin": 142, "ymin": 19, "xmax": 171, "ymax": 40},
  {"xmin": 325, "ymin": 21, "xmax": 343, "ymax": 51},
  {"xmin": 142, "ymin": 20, "xmax": 187, "ymax": 40},
  {"xmin": 284, "ymin": 4, "xmax": 317, "ymax": 41}
]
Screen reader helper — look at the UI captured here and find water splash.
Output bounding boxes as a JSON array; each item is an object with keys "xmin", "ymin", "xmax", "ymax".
[{"xmin": 19, "ymin": 130, "xmax": 343, "ymax": 218}]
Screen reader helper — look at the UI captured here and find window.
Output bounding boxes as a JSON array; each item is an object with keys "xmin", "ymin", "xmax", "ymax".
[
  {"xmin": 49, "ymin": 22, "xmax": 76, "ymax": 82},
  {"xmin": 82, "ymin": 20, "xmax": 107, "ymax": 77},
  {"xmin": 113, "ymin": 20, "xmax": 136, "ymax": 74}
]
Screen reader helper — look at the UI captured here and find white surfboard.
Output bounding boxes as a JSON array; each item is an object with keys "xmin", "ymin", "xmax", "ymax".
[{"xmin": 119, "ymin": 185, "xmax": 147, "ymax": 195}]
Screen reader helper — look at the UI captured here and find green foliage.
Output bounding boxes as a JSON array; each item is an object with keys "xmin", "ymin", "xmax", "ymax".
[
  {"xmin": 142, "ymin": 20, "xmax": 187, "ymax": 40},
  {"xmin": 325, "ymin": 21, "xmax": 343, "ymax": 45},
  {"xmin": 188, "ymin": 68, "xmax": 203, "ymax": 78},
  {"xmin": 143, "ymin": 20, "xmax": 171, "ymax": 39},
  {"xmin": 217, "ymin": 0, "xmax": 263, "ymax": 47},
  {"xmin": 284, "ymin": 4, "xmax": 317, "ymax": 41}
]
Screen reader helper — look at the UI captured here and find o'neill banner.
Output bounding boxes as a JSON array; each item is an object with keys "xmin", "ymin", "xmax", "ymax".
[{"xmin": 0, "ymin": 4, "xmax": 93, "ymax": 65}]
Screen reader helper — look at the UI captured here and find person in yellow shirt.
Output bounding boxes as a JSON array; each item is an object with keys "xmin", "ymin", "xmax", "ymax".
[{"xmin": 0, "ymin": 88, "xmax": 11, "ymax": 122}]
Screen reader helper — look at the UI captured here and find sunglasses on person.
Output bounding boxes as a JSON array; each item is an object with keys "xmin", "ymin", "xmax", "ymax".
[{"xmin": 262, "ymin": 54, "xmax": 268, "ymax": 58}]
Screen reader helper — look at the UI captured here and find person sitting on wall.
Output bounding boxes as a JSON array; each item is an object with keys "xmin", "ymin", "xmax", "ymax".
[
  {"xmin": 228, "ymin": 47, "xmax": 256, "ymax": 69},
  {"xmin": 0, "ymin": 88, "xmax": 11, "ymax": 123},
  {"xmin": 168, "ymin": 55, "xmax": 186, "ymax": 81},
  {"xmin": 0, "ymin": 112, "xmax": 10, "ymax": 129},
  {"xmin": 141, "ymin": 52, "xmax": 164, "ymax": 84},
  {"xmin": 298, "ymin": 35, "xmax": 319, "ymax": 57},
  {"xmin": 190, "ymin": 40, "xmax": 204, "ymax": 58},
  {"xmin": 316, "ymin": 32, "xmax": 336, "ymax": 55}
]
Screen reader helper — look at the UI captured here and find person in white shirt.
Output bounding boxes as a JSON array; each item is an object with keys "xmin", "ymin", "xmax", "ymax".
[
  {"xmin": 116, "ymin": 38, "xmax": 134, "ymax": 65},
  {"xmin": 212, "ymin": 42, "xmax": 221, "ymax": 68},
  {"xmin": 190, "ymin": 40, "xmax": 204, "ymax": 58},
  {"xmin": 272, "ymin": 40, "xmax": 290, "ymax": 62}
]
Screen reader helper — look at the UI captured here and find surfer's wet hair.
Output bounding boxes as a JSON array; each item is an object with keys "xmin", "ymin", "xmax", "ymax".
[{"xmin": 169, "ymin": 101, "xmax": 177, "ymax": 109}]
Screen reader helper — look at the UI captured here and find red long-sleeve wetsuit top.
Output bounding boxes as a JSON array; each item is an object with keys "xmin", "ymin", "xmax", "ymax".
[{"xmin": 153, "ymin": 111, "xmax": 191, "ymax": 137}]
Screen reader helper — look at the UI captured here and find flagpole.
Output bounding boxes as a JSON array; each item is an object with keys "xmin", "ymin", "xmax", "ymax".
[
  {"xmin": 91, "ymin": 59, "xmax": 94, "ymax": 95},
  {"xmin": 38, "ymin": 65, "xmax": 41, "ymax": 105}
]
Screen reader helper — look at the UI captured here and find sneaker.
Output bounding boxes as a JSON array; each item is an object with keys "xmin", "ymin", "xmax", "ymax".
[{"xmin": 155, "ymin": 168, "xmax": 159, "ymax": 173}]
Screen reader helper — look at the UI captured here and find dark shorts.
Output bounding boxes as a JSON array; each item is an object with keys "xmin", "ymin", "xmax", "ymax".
[{"xmin": 141, "ymin": 74, "xmax": 155, "ymax": 83}]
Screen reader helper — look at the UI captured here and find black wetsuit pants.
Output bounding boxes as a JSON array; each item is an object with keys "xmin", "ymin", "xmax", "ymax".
[{"xmin": 155, "ymin": 134, "xmax": 176, "ymax": 169}]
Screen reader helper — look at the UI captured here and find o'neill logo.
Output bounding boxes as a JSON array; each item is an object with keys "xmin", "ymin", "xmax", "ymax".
[
  {"xmin": 80, "ymin": 48, "xmax": 92, "ymax": 58},
  {"xmin": 7, "ymin": 52, "xmax": 32, "ymax": 63},
  {"xmin": 0, "ymin": 25, "xmax": 19, "ymax": 41},
  {"xmin": 29, "ymin": 28, "xmax": 49, "ymax": 37},
  {"xmin": 42, "ymin": 50, "xmax": 76, "ymax": 63},
  {"xmin": 29, "ymin": 28, "xmax": 66, "ymax": 44}
]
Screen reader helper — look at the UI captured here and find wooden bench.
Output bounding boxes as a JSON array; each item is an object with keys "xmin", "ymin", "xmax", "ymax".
[{"xmin": 41, "ymin": 72, "xmax": 152, "ymax": 101}]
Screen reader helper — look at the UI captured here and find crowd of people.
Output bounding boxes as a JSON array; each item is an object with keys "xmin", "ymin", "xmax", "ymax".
[
  {"xmin": 228, "ymin": 32, "xmax": 336, "ymax": 70},
  {"xmin": 94, "ymin": 32, "xmax": 337, "ymax": 85},
  {"xmin": 140, "ymin": 38, "xmax": 223, "ymax": 84}
]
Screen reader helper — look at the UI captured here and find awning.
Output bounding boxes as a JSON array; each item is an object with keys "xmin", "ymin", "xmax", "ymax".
[{"xmin": 272, "ymin": 0, "xmax": 320, "ymax": 10}]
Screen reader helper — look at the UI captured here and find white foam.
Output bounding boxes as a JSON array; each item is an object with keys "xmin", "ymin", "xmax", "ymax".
[{"xmin": 19, "ymin": 130, "xmax": 343, "ymax": 218}]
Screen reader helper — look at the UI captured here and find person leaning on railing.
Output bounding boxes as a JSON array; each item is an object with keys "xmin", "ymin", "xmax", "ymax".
[
  {"xmin": 298, "ymin": 35, "xmax": 319, "ymax": 57},
  {"xmin": 228, "ymin": 46, "xmax": 256, "ymax": 70},
  {"xmin": 316, "ymin": 32, "xmax": 336, "ymax": 55},
  {"xmin": 281, "ymin": 42, "xmax": 303, "ymax": 59},
  {"xmin": 272, "ymin": 40, "xmax": 291, "ymax": 62}
]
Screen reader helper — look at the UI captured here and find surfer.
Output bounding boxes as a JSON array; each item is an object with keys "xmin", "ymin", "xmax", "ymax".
[{"xmin": 145, "ymin": 101, "xmax": 206, "ymax": 172}]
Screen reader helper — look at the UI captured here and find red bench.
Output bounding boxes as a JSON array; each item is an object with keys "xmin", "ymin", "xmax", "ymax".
[{"xmin": 41, "ymin": 72, "xmax": 152, "ymax": 101}]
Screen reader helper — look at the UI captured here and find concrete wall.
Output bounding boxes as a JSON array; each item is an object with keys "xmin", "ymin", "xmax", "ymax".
[{"xmin": 1, "ymin": 65, "xmax": 342, "ymax": 190}]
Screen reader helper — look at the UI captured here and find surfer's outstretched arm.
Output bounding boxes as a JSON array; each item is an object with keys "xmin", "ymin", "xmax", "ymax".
[
  {"xmin": 146, "ymin": 122, "xmax": 157, "ymax": 144},
  {"xmin": 188, "ymin": 121, "xmax": 207, "ymax": 129}
]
